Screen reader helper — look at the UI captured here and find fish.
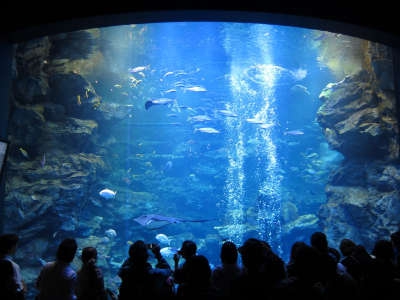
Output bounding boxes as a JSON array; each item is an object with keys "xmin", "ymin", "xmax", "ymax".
[
  {"xmin": 40, "ymin": 153, "xmax": 46, "ymax": 168},
  {"xmin": 134, "ymin": 214, "xmax": 214, "ymax": 230},
  {"xmin": 145, "ymin": 98, "xmax": 175, "ymax": 110},
  {"xmin": 99, "ymin": 188, "xmax": 117, "ymax": 199},
  {"xmin": 259, "ymin": 123, "xmax": 274, "ymax": 129},
  {"xmin": 284, "ymin": 130, "xmax": 305, "ymax": 135},
  {"xmin": 155, "ymin": 233, "xmax": 171, "ymax": 245},
  {"xmin": 105, "ymin": 228, "xmax": 117, "ymax": 238},
  {"xmin": 37, "ymin": 257, "xmax": 47, "ymax": 266},
  {"xmin": 194, "ymin": 127, "xmax": 220, "ymax": 134},
  {"xmin": 246, "ymin": 118, "xmax": 264, "ymax": 124},
  {"xmin": 184, "ymin": 86, "xmax": 207, "ymax": 92},
  {"xmin": 162, "ymin": 160, "xmax": 173, "ymax": 172},
  {"xmin": 160, "ymin": 246, "xmax": 179, "ymax": 258},
  {"xmin": 134, "ymin": 214, "xmax": 184, "ymax": 226},
  {"xmin": 128, "ymin": 65, "xmax": 149, "ymax": 73},
  {"xmin": 290, "ymin": 84, "xmax": 311, "ymax": 95},
  {"xmin": 163, "ymin": 89, "xmax": 177, "ymax": 94},
  {"xmin": 187, "ymin": 115, "xmax": 212, "ymax": 123},
  {"xmin": 217, "ymin": 110, "xmax": 238, "ymax": 117},
  {"xmin": 18, "ymin": 147, "xmax": 29, "ymax": 159},
  {"xmin": 163, "ymin": 71, "xmax": 174, "ymax": 77}
]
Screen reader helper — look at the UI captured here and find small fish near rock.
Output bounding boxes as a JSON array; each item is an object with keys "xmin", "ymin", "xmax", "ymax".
[
  {"xmin": 18, "ymin": 147, "xmax": 29, "ymax": 159},
  {"xmin": 99, "ymin": 188, "xmax": 117, "ymax": 199}
]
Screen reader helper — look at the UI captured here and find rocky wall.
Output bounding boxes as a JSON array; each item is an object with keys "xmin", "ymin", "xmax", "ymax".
[{"xmin": 316, "ymin": 41, "xmax": 400, "ymax": 250}]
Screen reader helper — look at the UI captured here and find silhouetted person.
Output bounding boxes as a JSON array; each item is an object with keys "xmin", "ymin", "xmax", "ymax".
[
  {"xmin": 280, "ymin": 243, "xmax": 324, "ymax": 300},
  {"xmin": 176, "ymin": 254, "xmax": 216, "ymax": 298},
  {"xmin": 286, "ymin": 241, "xmax": 308, "ymax": 278},
  {"xmin": 390, "ymin": 230, "xmax": 400, "ymax": 278},
  {"xmin": 36, "ymin": 238, "xmax": 78, "ymax": 300},
  {"xmin": 348, "ymin": 244, "xmax": 375, "ymax": 298},
  {"xmin": 231, "ymin": 238, "xmax": 287, "ymax": 298},
  {"xmin": 210, "ymin": 241, "xmax": 243, "ymax": 296},
  {"xmin": 0, "ymin": 233, "xmax": 26, "ymax": 299},
  {"xmin": 117, "ymin": 240, "xmax": 173, "ymax": 299},
  {"xmin": 76, "ymin": 246, "xmax": 107, "ymax": 300},
  {"xmin": 173, "ymin": 239, "xmax": 198, "ymax": 295},
  {"xmin": 339, "ymin": 238, "xmax": 364, "ymax": 283},
  {"xmin": 0, "ymin": 259, "xmax": 22, "ymax": 300},
  {"xmin": 322, "ymin": 245, "xmax": 358, "ymax": 300},
  {"xmin": 366, "ymin": 239, "xmax": 400, "ymax": 299},
  {"xmin": 310, "ymin": 231, "xmax": 338, "ymax": 284}
]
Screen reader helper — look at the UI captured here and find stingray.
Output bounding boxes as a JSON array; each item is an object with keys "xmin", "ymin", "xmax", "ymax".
[{"xmin": 134, "ymin": 214, "xmax": 213, "ymax": 230}]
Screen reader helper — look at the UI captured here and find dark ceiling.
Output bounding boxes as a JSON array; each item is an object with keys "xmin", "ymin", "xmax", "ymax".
[{"xmin": 1, "ymin": 1, "xmax": 399, "ymax": 47}]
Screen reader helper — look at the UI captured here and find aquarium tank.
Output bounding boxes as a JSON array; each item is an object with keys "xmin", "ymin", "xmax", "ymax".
[{"xmin": 2, "ymin": 21, "xmax": 400, "ymax": 298}]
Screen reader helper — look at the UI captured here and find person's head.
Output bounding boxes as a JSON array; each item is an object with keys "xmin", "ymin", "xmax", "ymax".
[
  {"xmin": 339, "ymin": 238, "xmax": 356, "ymax": 257},
  {"xmin": 372, "ymin": 239, "xmax": 394, "ymax": 261},
  {"xmin": 0, "ymin": 233, "xmax": 19, "ymax": 256},
  {"xmin": 289, "ymin": 241, "xmax": 308, "ymax": 262},
  {"xmin": 292, "ymin": 244, "xmax": 320, "ymax": 282},
  {"xmin": 220, "ymin": 241, "xmax": 238, "ymax": 265},
  {"xmin": 81, "ymin": 246, "xmax": 97, "ymax": 266},
  {"xmin": 310, "ymin": 231, "xmax": 328, "ymax": 253},
  {"xmin": 56, "ymin": 238, "xmax": 78, "ymax": 263},
  {"xmin": 129, "ymin": 240, "xmax": 149, "ymax": 263},
  {"xmin": 185, "ymin": 255, "xmax": 212, "ymax": 285},
  {"xmin": 178, "ymin": 240, "xmax": 197, "ymax": 259},
  {"xmin": 238, "ymin": 238, "xmax": 267, "ymax": 270}
]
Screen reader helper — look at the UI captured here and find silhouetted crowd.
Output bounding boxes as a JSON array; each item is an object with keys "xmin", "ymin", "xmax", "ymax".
[{"xmin": 1, "ymin": 230, "xmax": 400, "ymax": 299}]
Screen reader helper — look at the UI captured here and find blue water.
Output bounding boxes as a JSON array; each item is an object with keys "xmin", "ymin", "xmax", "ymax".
[
  {"xmin": 82, "ymin": 22, "xmax": 342, "ymax": 277},
  {"xmin": 19, "ymin": 22, "xmax": 348, "ymax": 295}
]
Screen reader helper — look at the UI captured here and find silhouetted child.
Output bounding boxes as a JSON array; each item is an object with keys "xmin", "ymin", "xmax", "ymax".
[{"xmin": 76, "ymin": 246, "xmax": 107, "ymax": 300}]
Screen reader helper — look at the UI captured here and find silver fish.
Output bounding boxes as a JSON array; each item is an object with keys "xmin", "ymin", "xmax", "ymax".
[
  {"xmin": 99, "ymin": 188, "xmax": 117, "ymax": 199},
  {"xmin": 194, "ymin": 127, "xmax": 220, "ymax": 134},
  {"xmin": 246, "ymin": 118, "xmax": 264, "ymax": 124},
  {"xmin": 217, "ymin": 109, "xmax": 238, "ymax": 117},
  {"xmin": 145, "ymin": 98, "xmax": 175, "ymax": 110},
  {"xmin": 284, "ymin": 130, "xmax": 304, "ymax": 135},
  {"xmin": 184, "ymin": 86, "xmax": 207, "ymax": 92},
  {"xmin": 187, "ymin": 115, "xmax": 212, "ymax": 122},
  {"xmin": 129, "ymin": 65, "xmax": 149, "ymax": 73}
]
